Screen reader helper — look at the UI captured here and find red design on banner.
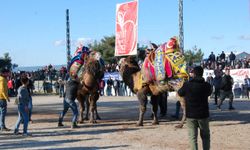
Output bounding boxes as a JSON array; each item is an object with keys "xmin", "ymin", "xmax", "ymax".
[
  {"xmin": 230, "ymin": 69, "xmax": 250, "ymax": 77},
  {"xmin": 115, "ymin": 1, "xmax": 138, "ymax": 56}
]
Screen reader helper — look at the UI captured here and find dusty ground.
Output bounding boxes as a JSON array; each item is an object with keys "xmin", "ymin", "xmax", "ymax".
[{"xmin": 0, "ymin": 95, "xmax": 250, "ymax": 150}]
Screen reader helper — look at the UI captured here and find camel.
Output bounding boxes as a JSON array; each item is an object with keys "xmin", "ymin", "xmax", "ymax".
[
  {"xmin": 118, "ymin": 39, "xmax": 189, "ymax": 128},
  {"xmin": 76, "ymin": 51, "xmax": 104, "ymax": 123}
]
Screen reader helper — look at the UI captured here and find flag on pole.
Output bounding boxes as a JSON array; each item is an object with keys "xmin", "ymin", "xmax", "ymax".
[{"xmin": 115, "ymin": 0, "xmax": 138, "ymax": 56}]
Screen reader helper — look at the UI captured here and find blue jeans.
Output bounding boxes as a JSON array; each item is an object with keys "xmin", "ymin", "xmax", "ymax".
[
  {"xmin": 0, "ymin": 99, "xmax": 7, "ymax": 129},
  {"xmin": 14, "ymin": 104, "xmax": 29, "ymax": 134},
  {"xmin": 59, "ymin": 86, "xmax": 64, "ymax": 97},
  {"xmin": 59, "ymin": 98, "xmax": 78, "ymax": 124}
]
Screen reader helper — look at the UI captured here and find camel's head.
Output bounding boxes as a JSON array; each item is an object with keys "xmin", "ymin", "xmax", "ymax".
[
  {"xmin": 118, "ymin": 57, "xmax": 127, "ymax": 72},
  {"xmin": 89, "ymin": 51, "xmax": 102, "ymax": 61},
  {"xmin": 118, "ymin": 56, "xmax": 140, "ymax": 76}
]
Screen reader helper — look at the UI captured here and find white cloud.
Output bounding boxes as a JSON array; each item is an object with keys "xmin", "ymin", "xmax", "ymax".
[
  {"xmin": 54, "ymin": 40, "xmax": 65, "ymax": 47},
  {"xmin": 238, "ymin": 35, "xmax": 250, "ymax": 40},
  {"xmin": 73, "ymin": 38, "xmax": 94, "ymax": 47},
  {"xmin": 54, "ymin": 38, "xmax": 94, "ymax": 48}
]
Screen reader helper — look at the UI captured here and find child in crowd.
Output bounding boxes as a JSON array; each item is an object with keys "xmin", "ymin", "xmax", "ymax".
[{"xmin": 14, "ymin": 77, "xmax": 31, "ymax": 136}]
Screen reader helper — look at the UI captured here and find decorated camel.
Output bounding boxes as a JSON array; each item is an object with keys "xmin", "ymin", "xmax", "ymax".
[
  {"xmin": 118, "ymin": 37, "xmax": 189, "ymax": 128},
  {"xmin": 77, "ymin": 51, "xmax": 104, "ymax": 123},
  {"xmin": 69, "ymin": 48, "xmax": 104, "ymax": 123}
]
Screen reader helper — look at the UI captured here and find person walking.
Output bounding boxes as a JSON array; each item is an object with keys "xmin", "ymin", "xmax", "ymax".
[
  {"xmin": 15, "ymin": 71, "xmax": 33, "ymax": 123},
  {"xmin": 217, "ymin": 67, "xmax": 235, "ymax": 110},
  {"xmin": 0, "ymin": 68, "xmax": 11, "ymax": 131},
  {"xmin": 58, "ymin": 75, "xmax": 80, "ymax": 129},
  {"xmin": 14, "ymin": 77, "xmax": 31, "ymax": 136},
  {"xmin": 178, "ymin": 66, "xmax": 212, "ymax": 150},
  {"xmin": 213, "ymin": 66, "xmax": 223, "ymax": 105}
]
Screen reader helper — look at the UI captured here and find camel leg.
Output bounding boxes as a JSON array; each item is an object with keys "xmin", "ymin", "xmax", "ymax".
[
  {"xmin": 175, "ymin": 97, "xmax": 186, "ymax": 128},
  {"xmin": 151, "ymin": 95, "xmax": 159, "ymax": 125},
  {"xmin": 77, "ymin": 95, "xmax": 85, "ymax": 124},
  {"xmin": 95, "ymin": 106, "xmax": 101, "ymax": 120},
  {"xmin": 168, "ymin": 79, "xmax": 186, "ymax": 128},
  {"xmin": 84, "ymin": 95, "xmax": 90, "ymax": 120},
  {"xmin": 85, "ymin": 95, "xmax": 101, "ymax": 120},
  {"xmin": 136, "ymin": 87, "xmax": 148, "ymax": 126},
  {"xmin": 89, "ymin": 92, "xmax": 99, "ymax": 124}
]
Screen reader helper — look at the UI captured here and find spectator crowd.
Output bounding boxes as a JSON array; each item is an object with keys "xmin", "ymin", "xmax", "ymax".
[{"xmin": 202, "ymin": 51, "xmax": 250, "ymax": 70}]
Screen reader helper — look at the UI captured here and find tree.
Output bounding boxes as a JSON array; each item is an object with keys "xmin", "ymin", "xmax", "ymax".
[
  {"xmin": 184, "ymin": 46, "xmax": 204, "ymax": 66},
  {"xmin": 90, "ymin": 35, "xmax": 116, "ymax": 63},
  {"xmin": 137, "ymin": 44, "xmax": 147, "ymax": 61},
  {"xmin": 0, "ymin": 53, "xmax": 15, "ymax": 70}
]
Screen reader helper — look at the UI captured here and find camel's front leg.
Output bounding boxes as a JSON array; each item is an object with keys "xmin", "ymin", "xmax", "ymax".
[
  {"xmin": 136, "ymin": 87, "xmax": 148, "ymax": 126},
  {"xmin": 84, "ymin": 95, "xmax": 90, "ymax": 120},
  {"xmin": 77, "ymin": 94, "xmax": 85, "ymax": 124},
  {"xmin": 95, "ymin": 106, "xmax": 101, "ymax": 120},
  {"xmin": 175, "ymin": 97, "xmax": 186, "ymax": 128},
  {"xmin": 89, "ymin": 93, "xmax": 99, "ymax": 124}
]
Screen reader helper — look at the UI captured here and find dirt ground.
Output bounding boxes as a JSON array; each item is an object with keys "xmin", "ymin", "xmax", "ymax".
[{"xmin": 0, "ymin": 95, "xmax": 250, "ymax": 150}]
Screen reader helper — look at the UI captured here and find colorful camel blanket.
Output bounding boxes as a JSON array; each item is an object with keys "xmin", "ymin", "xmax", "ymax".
[
  {"xmin": 142, "ymin": 37, "xmax": 188, "ymax": 84},
  {"xmin": 69, "ymin": 51, "xmax": 105, "ymax": 79}
]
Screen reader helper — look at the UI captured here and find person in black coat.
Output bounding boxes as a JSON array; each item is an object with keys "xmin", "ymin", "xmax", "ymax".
[
  {"xmin": 217, "ymin": 67, "xmax": 235, "ymax": 110},
  {"xmin": 178, "ymin": 66, "xmax": 212, "ymax": 150}
]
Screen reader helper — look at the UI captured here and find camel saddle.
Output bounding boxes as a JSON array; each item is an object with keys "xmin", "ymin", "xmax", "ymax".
[{"xmin": 141, "ymin": 37, "xmax": 188, "ymax": 84}]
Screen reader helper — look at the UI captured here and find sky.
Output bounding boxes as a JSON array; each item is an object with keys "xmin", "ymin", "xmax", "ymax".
[{"xmin": 0, "ymin": 0, "xmax": 250, "ymax": 67}]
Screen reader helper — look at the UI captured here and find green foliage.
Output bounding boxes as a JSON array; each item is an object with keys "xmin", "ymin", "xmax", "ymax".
[
  {"xmin": 0, "ymin": 53, "xmax": 14, "ymax": 70},
  {"xmin": 184, "ymin": 46, "xmax": 204, "ymax": 66},
  {"xmin": 0, "ymin": 53, "xmax": 18, "ymax": 71},
  {"xmin": 137, "ymin": 44, "xmax": 147, "ymax": 61},
  {"xmin": 90, "ymin": 35, "xmax": 116, "ymax": 63}
]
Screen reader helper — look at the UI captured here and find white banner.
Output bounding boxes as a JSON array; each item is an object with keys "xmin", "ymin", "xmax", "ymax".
[
  {"xmin": 203, "ymin": 69, "xmax": 250, "ymax": 85},
  {"xmin": 115, "ymin": 1, "xmax": 138, "ymax": 56}
]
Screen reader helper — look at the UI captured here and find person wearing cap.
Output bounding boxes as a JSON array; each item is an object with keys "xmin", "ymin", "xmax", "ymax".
[
  {"xmin": 58, "ymin": 74, "xmax": 80, "ymax": 129},
  {"xmin": 0, "ymin": 68, "xmax": 11, "ymax": 131},
  {"xmin": 178, "ymin": 66, "xmax": 212, "ymax": 150},
  {"xmin": 217, "ymin": 67, "xmax": 235, "ymax": 110}
]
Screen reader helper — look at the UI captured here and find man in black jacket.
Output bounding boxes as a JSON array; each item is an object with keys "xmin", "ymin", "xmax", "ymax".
[
  {"xmin": 217, "ymin": 67, "xmax": 235, "ymax": 110},
  {"xmin": 213, "ymin": 67, "xmax": 223, "ymax": 105},
  {"xmin": 178, "ymin": 66, "xmax": 212, "ymax": 150},
  {"xmin": 58, "ymin": 75, "xmax": 80, "ymax": 129}
]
